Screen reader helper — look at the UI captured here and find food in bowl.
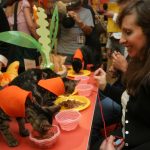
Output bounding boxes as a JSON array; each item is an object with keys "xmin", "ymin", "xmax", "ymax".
[
  {"xmin": 29, "ymin": 125, "xmax": 60, "ymax": 148},
  {"xmin": 59, "ymin": 99, "xmax": 86, "ymax": 109}
]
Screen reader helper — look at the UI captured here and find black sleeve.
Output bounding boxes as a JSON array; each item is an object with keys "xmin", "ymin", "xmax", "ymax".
[
  {"xmin": 131, "ymin": 141, "xmax": 150, "ymax": 150},
  {"xmin": 101, "ymin": 83, "xmax": 125, "ymax": 105}
]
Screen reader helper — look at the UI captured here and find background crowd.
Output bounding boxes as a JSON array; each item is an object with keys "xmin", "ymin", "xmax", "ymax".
[{"xmin": 0, "ymin": 0, "xmax": 150, "ymax": 150}]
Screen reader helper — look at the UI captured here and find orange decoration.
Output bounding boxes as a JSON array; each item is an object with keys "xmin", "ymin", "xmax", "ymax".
[
  {"xmin": 38, "ymin": 77, "xmax": 65, "ymax": 96},
  {"xmin": 0, "ymin": 86, "xmax": 32, "ymax": 117},
  {"xmin": 33, "ymin": 5, "xmax": 38, "ymax": 22},
  {"xmin": 73, "ymin": 48, "xmax": 83, "ymax": 62}
]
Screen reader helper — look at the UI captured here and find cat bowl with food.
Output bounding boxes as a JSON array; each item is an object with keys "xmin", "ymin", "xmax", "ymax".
[
  {"xmin": 55, "ymin": 110, "xmax": 81, "ymax": 131},
  {"xmin": 74, "ymin": 75, "xmax": 89, "ymax": 84},
  {"xmin": 29, "ymin": 125, "xmax": 60, "ymax": 148},
  {"xmin": 75, "ymin": 84, "xmax": 93, "ymax": 97}
]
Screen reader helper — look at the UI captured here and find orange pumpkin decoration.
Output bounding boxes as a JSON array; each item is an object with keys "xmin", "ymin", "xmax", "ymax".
[{"xmin": 0, "ymin": 61, "xmax": 19, "ymax": 87}]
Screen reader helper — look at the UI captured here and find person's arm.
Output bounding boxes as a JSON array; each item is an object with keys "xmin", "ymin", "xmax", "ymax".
[
  {"xmin": 94, "ymin": 68, "xmax": 124, "ymax": 104},
  {"xmin": 68, "ymin": 10, "xmax": 93, "ymax": 35},
  {"xmin": 23, "ymin": 6, "xmax": 39, "ymax": 40},
  {"xmin": 101, "ymin": 83, "xmax": 125, "ymax": 105}
]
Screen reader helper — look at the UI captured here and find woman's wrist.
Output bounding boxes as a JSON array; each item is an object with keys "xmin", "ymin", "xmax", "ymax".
[{"xmin": 100, "ymin": 83, "xmax": 107, "ymax": 91}]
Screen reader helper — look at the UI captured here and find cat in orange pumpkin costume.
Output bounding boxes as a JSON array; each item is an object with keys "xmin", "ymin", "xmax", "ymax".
[
  {"xmin": 72, "ymin": 45, "xmax": 102, "ymax": 73},
  {"xmin": 0, "ymin": 85, "xmax": 60, "ymax": 147},
  {"xmin": 9, "ymin": 68, "xmax": 78, "ymax": 106}
]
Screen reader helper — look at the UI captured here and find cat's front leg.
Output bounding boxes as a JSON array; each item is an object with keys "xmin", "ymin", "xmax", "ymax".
[
  {"xmin": 0, "ymin": 118, "xmax": 19, "ymax": 147},
  {"xmin": 16, "ymin": 117, "xmax": 29, "ymax": 137}
]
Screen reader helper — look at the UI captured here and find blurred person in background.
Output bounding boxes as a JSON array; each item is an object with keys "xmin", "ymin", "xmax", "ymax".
[
  {"xmin": 57, "ymin": 0, "xmax": 94, "ymax": 65},
  {"xmin": 4, "ymin": 0, "xmax": 40, "ymax": 73}
]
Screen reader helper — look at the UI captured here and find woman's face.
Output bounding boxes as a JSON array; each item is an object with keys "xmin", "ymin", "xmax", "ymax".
[{"xmin": 120, "ymin": 13, "xmax": 147, "ymax": 58}]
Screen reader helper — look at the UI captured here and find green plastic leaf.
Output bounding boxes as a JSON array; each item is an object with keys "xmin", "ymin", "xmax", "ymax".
[
  {"xmin": 0, "ymin": 31, "xmax": 54, "ymax": 69},
  {"xmin": 36, "ymin": 7, "xmax": 54, "ymax": 70},
  {"xmin": 0, "ymin": 31, "xmax": 42, "ymax": 52},
  {"xmin": 49, "ymin": 5, "xmax": 59, "ymax": 49}
]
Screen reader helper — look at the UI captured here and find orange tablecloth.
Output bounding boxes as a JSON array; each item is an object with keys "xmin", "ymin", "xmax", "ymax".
[{"xmin": 0, "ymin": 73, "xmax": 98, "ymax": 150}]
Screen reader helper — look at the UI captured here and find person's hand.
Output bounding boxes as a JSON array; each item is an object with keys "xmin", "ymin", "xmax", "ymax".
[
  {"xmin": 100, "ymin": 135, "xmax": 124, "ymax": 150},
  {"xmin": 100, "ymin": 135, "xmax": 116, "ymax": 150},
  {"xmin": 112, "ymin": 51, "xmax": 128, "ymax": 73},
  {"xmin": 57, "ymin": 1, "xmax": 67, "ymax": 14},
  {"xmin": 68, "ymin": 11, "xmax": 80, "ymax": 22},
  {"xmin": 94, "ymin": 68, "xmax": 107, "ymax": 91}
]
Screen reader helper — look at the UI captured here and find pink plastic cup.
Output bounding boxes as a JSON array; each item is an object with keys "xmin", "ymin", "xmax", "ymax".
[
  {"xmin": 76, "ymin": 84, "xmax": 93, "ymax": 97},
  {"xmin": 55, "ymin": 110, "xmax": 81, "ymax": 131},
  {"xmin": 74, "ymin": 76, "xmax": 89, "ymax": 84}
]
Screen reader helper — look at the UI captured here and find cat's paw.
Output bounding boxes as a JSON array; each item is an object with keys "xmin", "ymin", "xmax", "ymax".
[
  {"xmin": 20, "ymin": 128, "xmax": 29, "ymax": 137},
  {"xmin": 7, "ymin": 138, "xmax": 19, "ymax": 147}
]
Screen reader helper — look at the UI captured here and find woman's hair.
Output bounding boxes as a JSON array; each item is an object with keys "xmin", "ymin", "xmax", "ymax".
[{"xmin": 118, "ymin": 0, "xmax": 150, "ymax": 95}]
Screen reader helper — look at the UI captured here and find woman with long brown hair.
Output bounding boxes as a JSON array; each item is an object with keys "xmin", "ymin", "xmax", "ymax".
[{"xmin": 93, "ymin": 0, "xmax": 150, "ymax": 149}]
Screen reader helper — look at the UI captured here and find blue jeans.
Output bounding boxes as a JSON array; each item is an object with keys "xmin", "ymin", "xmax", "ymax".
[{"xmin": 89, "ymin": 94, "xmax": 121, "ymax": 149}]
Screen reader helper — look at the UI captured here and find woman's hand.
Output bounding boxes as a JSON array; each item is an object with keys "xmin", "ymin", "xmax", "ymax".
[
  {"xmin": 94, "ymin": 68, "xmax": 107, "ymax": 91},
  {"xmin": 100, "ymin": 135, "xmax": 124, "ymax": 150},
  {"xmin": 112, "ymin": 51, "xmax": 128, "ymax": 73}
]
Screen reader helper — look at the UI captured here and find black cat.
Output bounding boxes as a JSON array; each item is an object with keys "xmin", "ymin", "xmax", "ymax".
[
  {"xmin": 9, "ymin": 68, "xmax": 77, "ymax": 106},
  {"xmin": 72, "ymin": 45, "xmax": 102, "ymax": 73},
  {"xmin": 0, "ymin": 85, "xmax": 60, "ymax": 147}
]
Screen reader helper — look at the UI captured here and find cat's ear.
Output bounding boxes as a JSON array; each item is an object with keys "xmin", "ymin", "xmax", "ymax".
[
  {"xmin": 41, "ymin": 72, "xmax": 48, "ymax": 79},
  {"xmin": 59, "ymin": 55, "xmax": 67, "ymax": 65}
]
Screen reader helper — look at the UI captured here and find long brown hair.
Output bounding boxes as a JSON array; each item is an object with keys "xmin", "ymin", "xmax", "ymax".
[{"xmin": 118, "ymin": 0, "xmax": 150, "ymax": 95}]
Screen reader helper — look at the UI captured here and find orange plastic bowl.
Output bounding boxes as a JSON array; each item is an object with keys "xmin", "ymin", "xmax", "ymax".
[
  {"xmin": 29, "ymin": 125, "xmax": 60, "ymax": 149},
  {"xmin": 76, "ymin": 84, "xmax": 93, "ymax": 97},
  {"xmin": 55, "ymin": 110, "xmax": 81, "ymax": 131}
]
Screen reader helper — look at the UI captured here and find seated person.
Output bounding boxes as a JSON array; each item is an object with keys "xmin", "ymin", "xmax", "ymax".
[
  {"xmin": 89, "ymin": 45, "xmax": 128, "ymax": 150},
  {"xmin": 93, "ymin": 0, "xmax": 150, "ymax": 149}
]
